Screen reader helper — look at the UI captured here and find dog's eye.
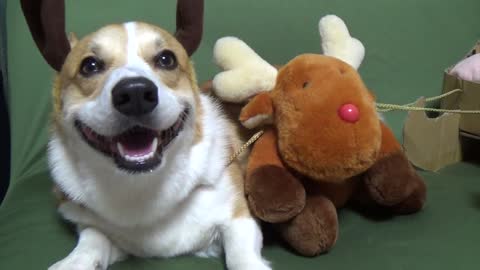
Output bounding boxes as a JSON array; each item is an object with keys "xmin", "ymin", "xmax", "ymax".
[
  {"xmin": 80, "ymin": 56, "xmax": 104, "ymax": 77},
  {"xmin": 154, "ymin": 50, "xmax": 178, "ymax": 70}
]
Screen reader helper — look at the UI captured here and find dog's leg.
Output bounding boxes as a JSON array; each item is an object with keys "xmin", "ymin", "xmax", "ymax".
[
  {"xmin": 49, "ymin": 227, "xmax": 125, "ymax": 270},
  {"xmin": 222, "ymin": 217, "xmax": 271, "ymax": 270},
  {"xmin": 49, "ymin": 202, "xmax": 125, "ymax": 270}
]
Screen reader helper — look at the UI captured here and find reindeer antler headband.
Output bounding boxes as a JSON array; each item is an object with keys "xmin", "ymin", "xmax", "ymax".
[{"xmin": 20, "ymin": 0, "xmax": 204, "ymax": 71}]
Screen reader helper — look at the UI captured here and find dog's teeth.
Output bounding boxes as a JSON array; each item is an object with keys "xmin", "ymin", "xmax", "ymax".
[
  {"xmin": 151, "ymin": 137, "xmax": 158, "ymax": 152},
  {"xmin": 117, "ymin": 138, "xmax": 158, "ymax": 162},
  {"xmin": 117, "ymin": 142, "xmax": 126, "ymax": 157}
]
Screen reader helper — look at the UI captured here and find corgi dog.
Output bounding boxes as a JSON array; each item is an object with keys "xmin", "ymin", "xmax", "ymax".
[{"xmin": 20, "ymin": 1, "xmax": 271, "ymax": 269}]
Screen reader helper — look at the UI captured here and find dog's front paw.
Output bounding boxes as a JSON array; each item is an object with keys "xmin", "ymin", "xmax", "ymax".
[
  {"xmin": 48, "ymin": 254, "xmax": 103, "ymax": 270},
  {"xmin": 231, "ymin": 260, "xmax": 272, "ymax": 270}
]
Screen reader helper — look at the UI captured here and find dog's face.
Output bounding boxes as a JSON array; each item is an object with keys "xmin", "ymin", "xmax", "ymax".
[{"xmin": 53, "ymin": 22, "xmax": 200, "ymax": 173}]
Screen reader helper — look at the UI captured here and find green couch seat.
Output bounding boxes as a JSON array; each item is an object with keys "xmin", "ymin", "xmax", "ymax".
[{"xmin": 2, "ymin": 0, "xmax": 480, "ymax": 269}]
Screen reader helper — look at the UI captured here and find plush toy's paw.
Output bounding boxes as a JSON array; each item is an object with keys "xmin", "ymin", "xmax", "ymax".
[
  {"xmin": 246, "ymin": 165, "xmax": 306, "ymax": 223},
  {"xmin": 364, "ymin": 151, "xmax": 427, "ymax": 210},
  {"xmin": 319, "ymin": 14, "xmax": 365, "ymax": 69},
  {"xmin": 279, "ymin": 196, "xmax": 338, "ymax": 256},
  {"xmin": 212, "ymin": 37, "xmax": 277, "ymax": 103},
  {"xmin": 391, "ymin": 176, "xmax": 426, "ymax": 214}
]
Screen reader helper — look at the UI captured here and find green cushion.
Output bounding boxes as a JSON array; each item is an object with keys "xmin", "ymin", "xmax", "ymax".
[{"xmin": 2, "ymin": 0, "xmax": 480, "ymax": 269}]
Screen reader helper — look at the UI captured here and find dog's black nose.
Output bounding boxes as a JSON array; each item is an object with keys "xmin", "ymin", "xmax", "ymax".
[{"xmin": 112, "ymin": 77, "xmax": 158, "ymax": 116}]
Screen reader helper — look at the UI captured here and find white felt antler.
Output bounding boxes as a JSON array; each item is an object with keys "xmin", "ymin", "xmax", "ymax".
[
  {"xmin": 212, "ymin": 16, "xmax": 364, "ymax": 103},
  {"xmin": 212, "ymin": 37, "xmax": 278, "ymax": 103},
  {"xmin": 319, "ymin": 15, "xmax": 365, "ymax": 69}
]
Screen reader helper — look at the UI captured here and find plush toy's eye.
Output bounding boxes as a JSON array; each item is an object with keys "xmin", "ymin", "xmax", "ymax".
[
  {"xmin": 154, "ymin": 50, "xmax": 178, "ymax": 70},
  {"xmin": 302, "ymin": 81, "xmax": 310, "ymax": 89},
  {"xmin": 80, "ymin": 56, "xmax": 105, "ymax": 77}
]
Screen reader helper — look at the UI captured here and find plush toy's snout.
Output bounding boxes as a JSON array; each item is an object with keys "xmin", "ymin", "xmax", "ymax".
[
  {"xmin": 270, "ymin": 55, "xmax": 381, "ymax": 182},
  {"xmin": 338, "ymin": 103, "xmax": 359, "ymax": 123}
]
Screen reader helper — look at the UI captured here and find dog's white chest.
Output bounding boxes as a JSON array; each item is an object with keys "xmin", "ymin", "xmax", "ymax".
[
  {"xmin": 108, "ymin": 213, "xmax": 222, "ymax": 258},
  {"xmin": 63, "ymin": 183, "xmax": 232, "ymax": 259},
  {"xmin": 121, "ymin": 199, "xmax": 224, "ymax": 257}
]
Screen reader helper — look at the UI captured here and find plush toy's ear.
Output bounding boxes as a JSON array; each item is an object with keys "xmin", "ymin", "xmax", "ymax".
[
  {"xmin": 239, "ymin": 92, "xmax": 274, "ymax": 129},
  {"xmin": 212, "ymin": 37, "xmax": 278, "ymax": 103},
  {"xmin": 319, "ymin": 15, "xmax": 365, "ymax": 69}
]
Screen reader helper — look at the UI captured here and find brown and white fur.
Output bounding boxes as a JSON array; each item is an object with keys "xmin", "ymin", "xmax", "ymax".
[{"xmin": 47, "ymin": 22, "xmax": 270, "ymax": 270}]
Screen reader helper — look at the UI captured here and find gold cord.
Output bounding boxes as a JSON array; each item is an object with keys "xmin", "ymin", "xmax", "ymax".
[
  {"xmin": 228, "ymin": 130, "xmax": 264, "ymax": 165},
  {"xmin": 228, "ymin": 88, "xmax": 480, "ymax": 164},
  {"xmin": 376, "ymin": 89, "xmax": 480, "ymax": 114}
]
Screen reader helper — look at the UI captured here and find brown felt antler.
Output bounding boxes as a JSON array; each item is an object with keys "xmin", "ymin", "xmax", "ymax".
[
  {"xmin": 20, "ymin": 0, "xmax": 70, "ymax": 71},
  {"xmin": 175, "ymin": 0, "xmax": 204, "ymax": 56},
  {"xmin": 20, "ymin": 0, "xmax": 204, "ymax": 71}
]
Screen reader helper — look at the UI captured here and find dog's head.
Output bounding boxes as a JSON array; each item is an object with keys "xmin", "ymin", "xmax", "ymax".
[
  {"xmin": 22, "ymin": 0, "xmax": 204, "ymax": 173},
  {"xmin": 57, "ymin": 22, "xmax": 200, "ymax": 173}
]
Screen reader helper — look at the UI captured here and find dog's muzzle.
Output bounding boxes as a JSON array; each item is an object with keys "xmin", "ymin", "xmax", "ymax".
[
  {"xmin": 112, "ymin": 77, "xmax": 158, "ymax": 116},
  {"xmin": 74, "ymin": 75, "xmax": 191, "ymax": 173}
]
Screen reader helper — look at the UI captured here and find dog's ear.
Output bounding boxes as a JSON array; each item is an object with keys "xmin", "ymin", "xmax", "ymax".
[
  {"xmin": 68, "ymin": 32, "xmax": 79, "ymax": 48},
  {"xmin": 175, "ymin": 0, "xmax": 204, "ymax": 56},
  {"xmin": 20, "ymin": 0, "xmax": 70, "ymax": 71}
]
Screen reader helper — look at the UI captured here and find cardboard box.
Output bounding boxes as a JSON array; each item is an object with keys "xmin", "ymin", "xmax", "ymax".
[
  {"xmin": 403, "ymin": 41, "xmax": 480, "ymax": 171},
  {"xmin": 441, "ymin": 41, "xmax": 480, "ymax": 138}
]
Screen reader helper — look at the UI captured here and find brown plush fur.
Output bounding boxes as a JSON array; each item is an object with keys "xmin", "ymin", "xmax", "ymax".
[
  {"xmin": 239, "ymin": 92, "xmax": 274, "ymax": 125},
  {"xmin": 240, "ymin": 54, "xmax": 427, "ymax": 256},
  {"xmin": 241, "ymin": 55, "xmax": 382, "ymax": 182},
  {"xmin": 246, "ymin": 129, "xmax": 306, "ymax": 223},
  {"xmin": 278, "ymin": 195, "xmax": 338, "ymax": 257}
]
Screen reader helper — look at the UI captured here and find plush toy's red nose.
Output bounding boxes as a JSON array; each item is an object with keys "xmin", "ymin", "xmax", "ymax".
[{"xmin": 338, "ymin": 103, "xmax": 359, "ymax": 123}]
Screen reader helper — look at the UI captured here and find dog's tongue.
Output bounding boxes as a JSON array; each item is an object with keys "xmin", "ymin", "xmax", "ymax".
[{"xmin": 116, "ymin": 129, "xmax": 158, "ymax": 159}]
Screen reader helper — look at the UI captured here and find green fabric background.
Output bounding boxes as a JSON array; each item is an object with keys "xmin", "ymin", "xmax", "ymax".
[
  {"xmin": 1, "ymin": 0, "xmax": 480, "ymax": 269},
  {"xmin": 0, "ymin": 0, "xmax": 8, "ymax": 103}
]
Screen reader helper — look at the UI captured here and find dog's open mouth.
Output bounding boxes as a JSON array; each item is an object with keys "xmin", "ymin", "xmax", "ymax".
[{"xmin": 75, "ymin": 108, "xmax": 189, "ymax": 173}]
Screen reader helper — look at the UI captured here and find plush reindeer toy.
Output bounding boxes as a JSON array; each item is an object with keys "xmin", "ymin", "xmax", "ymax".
[{"xmin": 210, "ymin": 15, "xmax": 427, "ymax": 257}]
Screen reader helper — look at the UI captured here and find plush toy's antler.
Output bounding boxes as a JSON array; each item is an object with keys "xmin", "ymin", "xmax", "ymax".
[
  {"xmin": 319, "ymin": 15, "xmax": 365, "ymax": 70},
  {"xmin": 212, "ymin": 37, "xmax": 278, "ymax": 103},
  {"xmin": 20, "ymin": 0, "xmax": 204, "ymax": 71},
  {"xmin": 212, "ymin": 15, "xmax": 365, "ymax": 104}
]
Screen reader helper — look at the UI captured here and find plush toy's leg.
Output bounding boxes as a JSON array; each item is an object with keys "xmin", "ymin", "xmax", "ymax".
[
  {"xmin": 363, "ymin": 122, "xmax": 426, "ymax": 214},
  {"xmin": 278, "ymin": 195, "xmax": 338, "ymax": 256},
  {"xmin": 246, "ymin": 128, "xmax": 306, "ymax": 223}
]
